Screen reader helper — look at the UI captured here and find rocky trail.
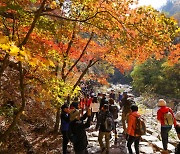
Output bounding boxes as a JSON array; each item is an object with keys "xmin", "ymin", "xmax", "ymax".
[
  {"xmin": 84, "ymin": 108, "xmax": 178, "ymax": 154},
  {"xmin": 0, "ymin": 85, "xmax": 179, "ymax": 154}
]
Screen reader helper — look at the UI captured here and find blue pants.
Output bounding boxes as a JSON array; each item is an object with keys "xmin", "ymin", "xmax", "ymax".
[{"xmin": 161, "ymin": 126, "xmax": 172, "ymax": 150}]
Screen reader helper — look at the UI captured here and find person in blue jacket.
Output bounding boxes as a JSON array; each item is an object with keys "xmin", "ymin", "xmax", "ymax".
[{"xmin": 60, "ymin": 104, "xmax": 70, "ymax": 154}]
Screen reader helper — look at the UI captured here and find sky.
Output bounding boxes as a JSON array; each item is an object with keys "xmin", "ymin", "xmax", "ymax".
[{"xmin": 138, "ymin": 0, "xmax": 167, "ymax": 9}]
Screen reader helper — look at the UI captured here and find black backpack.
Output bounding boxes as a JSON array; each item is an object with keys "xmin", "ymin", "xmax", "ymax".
[
  {"xmin": 109, "ymin": 105, "xmax": 119, "ymax": 119},
  {"xmin": 104, "ymin": 112, "xmax": 114, "ymax": 132}
]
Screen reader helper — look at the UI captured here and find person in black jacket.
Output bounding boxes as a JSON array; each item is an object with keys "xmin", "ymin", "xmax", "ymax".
[
  {"xmin": 100, "ymin": 93, "xmax": 108, "ymax": 110},
  {"xmin": 60, "ymin": 104, "xmax": 70, "ymax": 154},
  {"xmin": 69, "ymin": 108, "xmax": 91, "ymax": 154}
]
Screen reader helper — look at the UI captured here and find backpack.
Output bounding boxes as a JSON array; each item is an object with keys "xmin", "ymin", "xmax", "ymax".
[
  {"xmin": 134, "ymin": 116, "xmax": 146, "ymax": 136},
  {"xmin": 104, "ymin": 112, "xmax": 114, "ymax": 132},
  {"xmin": 164, "ymin": 110, "xmax": 174, "ymax": 125},
  {"xmin": 109, "ymin": 105, "xmax": 119, "ymax": 119}
]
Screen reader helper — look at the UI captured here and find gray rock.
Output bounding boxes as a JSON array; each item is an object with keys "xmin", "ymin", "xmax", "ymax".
[
  {"xmin": 141, "ymin": 135, "xmax": 159, "ymax": 142},
  {"xmin": 140, "ymin": 146, "xmax": 154, "ymax": 153},
  {"xmin": 152, "ymin": 141, "xmax": 175, "ymax": 152}
]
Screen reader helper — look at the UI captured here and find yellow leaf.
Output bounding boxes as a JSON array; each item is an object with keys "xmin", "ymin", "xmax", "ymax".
[
  {"xmin": 0, "ymin": 35, "xmax": 8, "ymax": 44},
  {"xmin": 0, "ymin": 44, "xmax": 10, "ymax": 50},
  {"xmin": 29, "ymin": 58, "xmax": 38, "ymax": 67},
  {"xmin": 20, "ymin": 50, "xmax": 26, "ymax": 56},
  {"xmin": 50, "ymin": 1, "xmax": 57, "ymax": 9},
  {"xmin": 9, "ymin": 45, "xmax": 20, "ymax": 56},
  {"xmin": 49, "ymin": 60, "xmax": 55, "ymax": 67},
  {"xmin": 17, "ymin": 56, "xmax": 24, "ymax": 62}
]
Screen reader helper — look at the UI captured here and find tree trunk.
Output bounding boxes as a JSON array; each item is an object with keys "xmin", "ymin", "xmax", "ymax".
[
  {"xmin": 0, "ymin": 62, "xmax": 25, "ymax": 141},
  {"xmin": 54, "ymin": 107, "xmax": 61, "ymax": 133}
]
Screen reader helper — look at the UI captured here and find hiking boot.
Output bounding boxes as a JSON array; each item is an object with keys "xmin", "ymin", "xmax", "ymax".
[
  {"xmin": 161, "ymin": 150, "xmax": 169, "ymax": 154},
  {"xmin": 101, "ymin": 147, "xmax": 106, "ymax": 153}
]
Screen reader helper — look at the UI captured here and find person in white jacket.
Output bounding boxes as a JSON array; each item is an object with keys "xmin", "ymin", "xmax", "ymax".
[{"xmin": 90, "ymin": 96, "xmax": 100, "ymax": 122}]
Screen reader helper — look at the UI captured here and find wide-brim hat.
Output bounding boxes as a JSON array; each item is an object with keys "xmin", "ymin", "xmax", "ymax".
[
  {"xmin": 70, "ymin": 109, "xmax": 80, "ymax": 121},
  {"xmin": 175, "ymin": 111, "xmax": 180, "ymax": 121}
]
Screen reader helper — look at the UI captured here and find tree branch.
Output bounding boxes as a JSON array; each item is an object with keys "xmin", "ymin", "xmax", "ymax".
[
  {"xmin": 18, "ymin": 0, "xmax": 47, "ymax": 47},
  {"xmin": 61, "ymin": 25, "xmax": 76, "ymax": 81},
  {"xmin": 64, "ymin": 32, "xmax": 94, "ymax": 80},
  {"xmin": 72, "ymin": 58, "xmax": 97, "ymax": 92}
]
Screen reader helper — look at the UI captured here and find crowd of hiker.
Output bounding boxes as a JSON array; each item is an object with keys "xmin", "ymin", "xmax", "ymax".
[{"xmin": 60, "ymin": 89, "xmax": 180, "ymax": 154}]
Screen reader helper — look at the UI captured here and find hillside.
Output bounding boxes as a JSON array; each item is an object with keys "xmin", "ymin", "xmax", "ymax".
[{"xmin": 161, "ymin": 0, "xmax": 180, "ymax": 24}]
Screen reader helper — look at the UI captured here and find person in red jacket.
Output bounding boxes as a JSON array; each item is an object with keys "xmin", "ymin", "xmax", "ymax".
[
  {"xmin": 126, "ymin": 104, "xmax": 141, "ymax": 154},
  {"xmin": 157, "ymin": 99, "xmax": 177, "ymax": 153}
]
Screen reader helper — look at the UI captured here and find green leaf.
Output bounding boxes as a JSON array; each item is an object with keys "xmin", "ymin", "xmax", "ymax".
[{"xmin": 30, "ymin": 0, "xmax": 37, "ymax": 3}]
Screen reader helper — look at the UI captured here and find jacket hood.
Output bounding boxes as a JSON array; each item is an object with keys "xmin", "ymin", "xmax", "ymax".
[
  {"xmin": 131, "ymin": 111, "xmax": 140, "ymax": 117},
  {"xmin": 159, "ymin": 106, "xmax": 169, "ymax": 113}
]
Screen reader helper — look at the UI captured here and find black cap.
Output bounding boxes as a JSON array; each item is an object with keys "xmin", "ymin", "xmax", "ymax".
[{"xmin": 61, "ymin": 104, "xmax": 68, "ymax": 110}]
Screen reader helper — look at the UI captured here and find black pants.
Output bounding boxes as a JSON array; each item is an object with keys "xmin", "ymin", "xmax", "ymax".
[
  {"xmin": 161, "ymin": 126, "xmax": 172, "ymax": 150},
  {"xmin": 75, "ymin": 148, "xmax": 88, "ymax": 154},
  {"xmin": 175, "ymin": 142, "xmax": 180, "ymax": 154},
  {"xmin": 127, "ymin": 135, "xmax": 140, "ymax": 154},
  {"xmin": 61, "ymin": 131, "xmax": 69, "ymax": 154}
]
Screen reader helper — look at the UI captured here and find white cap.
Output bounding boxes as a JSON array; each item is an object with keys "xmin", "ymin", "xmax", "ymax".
[{"xmin": 158, "ymin": 99, "xmax": 166, "ymax": 107}]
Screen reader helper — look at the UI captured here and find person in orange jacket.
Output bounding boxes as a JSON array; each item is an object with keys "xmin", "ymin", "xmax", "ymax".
[
  {"xmin": 157, "ymin": 99, "xmax": 177, "ymax": 153},
  {"xmin": 126, "ymin": 104, "xmax": 141, "ymax": 154}
]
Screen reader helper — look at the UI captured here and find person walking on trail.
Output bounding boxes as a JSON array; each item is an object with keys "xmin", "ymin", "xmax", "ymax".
[
  {"xmin": 60, "ymin": 104, "xmax": 70, "ymax": 154},
  {"xmin": 100, "ymin": 93, "xmax": 108, "ymax": 110},
  {"xmin": 117, "ymin": 91, "xmax": 123, "ymax": 104},
  {"xmin": 120, "ymin": 92, "xmax": 134, "ymax": 133},
  {"xmin": 109, "ymin": 98, "xmax": 119, "ymax": 142},
  {"xmin": 175, "ymin": 111, "xmax": 180, "ymax": 154},
  {"xmin": 69, "ymin": 108, "xmax": 91, "ymax": 154},
  {"xmin": 90, "ymin": 95, "xmax": 100, "ymax": 122},
  {"xmin": 126, "ymin": 104, "xmax": 141, "ymax": 154},
  {"xmin": 96, "ymin": 104, "xmax": 115, "ymax": 154},
  {"xmin": 157, "ymin": 99, "xmax": 177, "ymax": 154},
  {"xmin": 109, "ymin": 89, "xmax": 115, "ymax": 100}
]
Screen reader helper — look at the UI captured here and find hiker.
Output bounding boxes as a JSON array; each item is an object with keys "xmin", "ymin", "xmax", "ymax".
[
  {"xmin": 109, "ymin": 98, "xmax": 119, "ymax": 142},
  {"xmin": 69, "ymin": 108, "xmax": 91, "ymax": 154},
  {"xmin": 120, "ymin": 92, "xmax": 134, "ymax": 133},
  {"xmin": 71, "ymin": 97, "xmax": 80, "ymax": 109},
  {"xmin": 90, "ymin": 95, "xmax": 100, "ymax": 122},
  {"xmin": 109, "ymin": 89, "xmax": 115, "ymax": 100},
  {"xmin": 175, "ymin": 111, "xmax": 180, "ymax": 154},
  {"xmin": 96, "ymin": 104, "xmax": 115, "ymax": 154},
  {"xmin": 86, "ymin": 94, "xmax": 93, "ymax": 108},
  {"xmin": 60, "ymin": 104, "xmax": 70, "ymax": 154},
  {"xmin": 157, "ymin": 99, "xmax": 177, "ymax": 153},
  {"xmin": 100, "ymin": 93, "xmax": 108, "ymax": 110},
  {"xmin": 126, "ymin": 104, "xmax": 141, "ymax": 154},
  {"xmin": 117, "ymin": 91, "xmax": 123, "ymax": 104}
]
